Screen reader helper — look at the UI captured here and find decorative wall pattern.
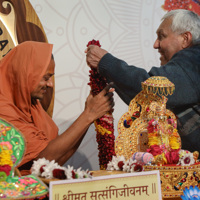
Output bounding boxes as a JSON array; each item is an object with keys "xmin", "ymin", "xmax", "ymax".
[{"xmin": 29, "ymin": 0, "xmax": 166, "ymax": 170}]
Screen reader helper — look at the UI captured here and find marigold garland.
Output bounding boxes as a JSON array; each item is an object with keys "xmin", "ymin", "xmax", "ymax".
[{"xmin": 87, "ymin": 39, "xmax": 116, "ymax": 170}]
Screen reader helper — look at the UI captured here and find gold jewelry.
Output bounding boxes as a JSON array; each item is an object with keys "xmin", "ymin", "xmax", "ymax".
[{"xmin": 141, "ymin": 76, "xmax": 175, "ymax": 96}]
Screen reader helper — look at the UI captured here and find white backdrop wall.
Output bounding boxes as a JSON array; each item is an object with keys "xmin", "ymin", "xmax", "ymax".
[{"xmin": 29, "ymin": 0, "xmax": 166, "ymax": 170}]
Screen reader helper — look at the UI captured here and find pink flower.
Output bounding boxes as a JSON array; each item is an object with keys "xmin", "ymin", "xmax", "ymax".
[{"xmin": 0, "ymin": 142, "xmax": 12, "ymax": 149}]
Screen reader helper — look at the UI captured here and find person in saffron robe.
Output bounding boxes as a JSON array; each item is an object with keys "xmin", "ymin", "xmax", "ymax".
[{"xmin": 0, "ymin": 41, "xmax": 114, "ymax": 174}]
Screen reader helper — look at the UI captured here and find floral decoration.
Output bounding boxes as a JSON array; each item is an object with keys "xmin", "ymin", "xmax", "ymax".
[
  {"xmin": 106, "ymin": 155, "xmax": 143, "ymax": 173},
  {"xmin": 178, "ymin": 150, "xmax": 195, "ymax": 166},
  {"xmin": 87, "ymin": 39, "xmax": 115, "ymax": 170},
  {"xmin": 31, "ymin": 158, "xmax": 93, "ymax": 180}
]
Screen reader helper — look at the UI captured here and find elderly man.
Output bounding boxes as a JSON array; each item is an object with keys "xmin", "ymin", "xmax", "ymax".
[{"xmin": 85, "ymin": 9, "xmax": 200, "ymax": 153}]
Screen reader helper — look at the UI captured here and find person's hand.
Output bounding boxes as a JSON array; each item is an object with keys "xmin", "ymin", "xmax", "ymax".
[
  {"xmin": 84, "ymin": 82, "xmax": 115, "ymax": 122},
  {"xmin": 85, "ymin": 45, "xmax": 108, "ymax": 68}
]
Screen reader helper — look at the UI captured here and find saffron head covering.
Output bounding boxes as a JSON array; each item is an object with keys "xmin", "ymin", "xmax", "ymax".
[{"xmin": 0, "ymin": 41, "xmax": 58, "ymax": 168}]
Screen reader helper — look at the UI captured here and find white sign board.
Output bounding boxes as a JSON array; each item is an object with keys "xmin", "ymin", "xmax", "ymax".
[{"xmin": 49, "ymin": 170, "xmax": 162, "ymax": 200}]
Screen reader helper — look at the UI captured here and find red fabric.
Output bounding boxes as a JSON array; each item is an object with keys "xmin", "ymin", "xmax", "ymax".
[
  {"xmin": 0, "ymin": 41, "xmax": 58, "ymax": 168},
  {"xmin": 147, "ymin": 145, "xmax": 162, "ymax": 156},
  {"xmin": 165, "ymin": 149, "xmax": 180, "ymax": 164}
]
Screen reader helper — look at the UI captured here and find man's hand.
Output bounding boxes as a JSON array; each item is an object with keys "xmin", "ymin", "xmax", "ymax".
[
  {"xmin": 84, "ymin": 83, "xmax": 114, "ymax": 122},
  {"xmin": 85, "ymin": 45, "xmax": 108, "ymax": 68}
]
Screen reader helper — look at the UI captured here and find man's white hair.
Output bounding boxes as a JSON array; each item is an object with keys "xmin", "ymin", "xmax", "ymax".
[{"xmin": 162, "ymin": 9, "xmax": 200, "ymax": 44}]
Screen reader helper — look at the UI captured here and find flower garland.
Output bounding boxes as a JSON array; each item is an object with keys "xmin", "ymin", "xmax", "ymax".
[
  {"xmin": 106, "ymin": 155, "xmax": 143, "ymax": 173},
  {"xmin": 106, "ymin": 150, "xmax": 197, "ymax": 175},
  {"xmin": 87, "ymin": 39, "xmax": 115, "ymax": 170},
  {"xmin": 31, "ymin": 158, "xmax": 92, "ymax": 180}
]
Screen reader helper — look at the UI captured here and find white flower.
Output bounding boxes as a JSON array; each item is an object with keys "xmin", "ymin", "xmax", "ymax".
[
  {"xmin": 41, "ymin": 160, "xmax": 60, "ymax": 179},
  {"xmin": 113, "ymin": 156, "xmax": 126, "ymax": 170},
  {"xmin": 76, "ymin": 167, "xmax": 84, "ymax": 179},
  {"xmin": 179, "ymin": 150, "xmax": 190, "ymax": 158},
  {"xmin": 64, "ymin": 165, "xmax": 75, "ymax": 180},
  {"xmin": 107, "ymin": 156, "xmax": 144, "ymax": 173},
  {"xmin": 106, "ymin": 155, "xmax": 126, "ymax": 171},
  {"xmin": 31, "ymin": 158, "xmax": 50, "ymax": 176},
  {"xmin": 106, "ymin": 160, "xmax": 115, "ymax": 171},
  {"xmin": 123, "ymin": 158, "xmax": 136, "ymax": 172},
  {"xmin": 178, "ymin": 152, "xmax": 195, "ymax": 166},
  {"xmin": 82, "ymin": 170, "xmax": 93, "ymax": 178}
]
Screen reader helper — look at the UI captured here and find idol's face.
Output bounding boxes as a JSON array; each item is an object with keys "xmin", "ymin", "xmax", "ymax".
[
  {"xmin": 31, "ymin": 58, "xmax": 55, "ymax": 101},
  {"xmin": 153, "ymin": 18, "xmax": 184, "ymax": 65}
]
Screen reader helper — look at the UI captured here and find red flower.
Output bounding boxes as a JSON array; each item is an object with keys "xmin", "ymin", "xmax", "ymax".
[
  {"xmin": 40, "ymin": 165, "xmax": 46, "ymax": 174},
  {"xmin": 72, "ymin": 170, "xmax": 76, "ymax": 179},
  {"xmin": 133, "ymin": 164, "xmax": 143, "ymax": 172},
  {"xmin": 0, "ymin": 165, "xmax": 11, "ymax": 176},
  {"xmin": 118, "ymin": 161, "xmax": 124, "ymax": 170},
  {"xmin": 87, "ymin": 39, "xmax": 101, "ymax": 47},
  {"xmin": 52, "ymin": 169, "xmax": 66, "ymax": 179},
  {"xmin": 147, "ymin": 145, "xmax": 162, "ymax": 156}
]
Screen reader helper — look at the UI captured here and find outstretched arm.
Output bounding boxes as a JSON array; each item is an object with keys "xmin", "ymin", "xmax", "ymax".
[
  {"xmin": 36, "ymin": 83, "xmax": 115, "ymax": 165},
  {"xmin": 85, "ymin": 45, "xmax": 200, "ymax": 108},
  {"xmin": 85, "ymin": 45, "xmax": 150, "ymax": 105}
]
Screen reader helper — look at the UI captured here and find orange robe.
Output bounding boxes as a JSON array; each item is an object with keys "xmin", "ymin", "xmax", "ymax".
[{"xmin": 0, "ymin": 41, "xmax": 58, "ymax": 171}]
